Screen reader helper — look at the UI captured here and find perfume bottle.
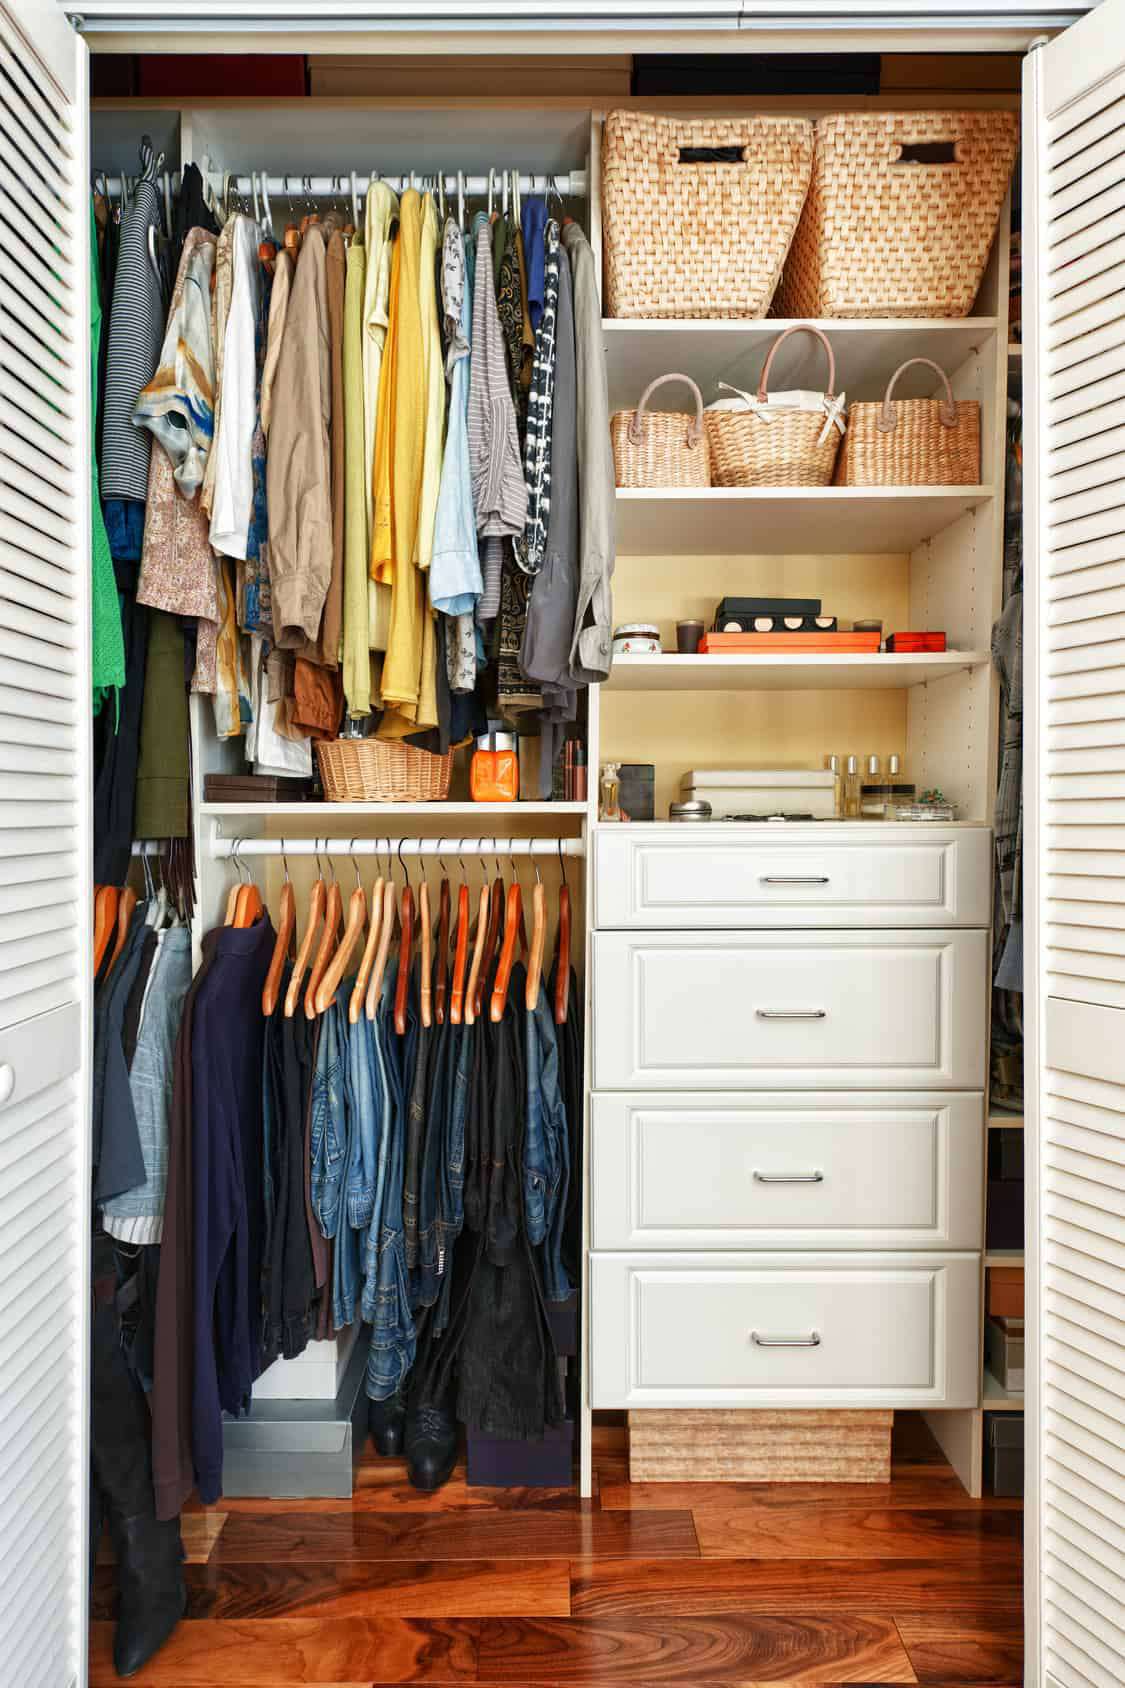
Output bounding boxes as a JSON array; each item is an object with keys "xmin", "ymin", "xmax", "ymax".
[
  {"xmin": 844, "ymin": 754, "xmax": 862, "ymax": 819},
  {"xmin": 826, "ymin": 753, "xmax": 844, "ymax": 818}
]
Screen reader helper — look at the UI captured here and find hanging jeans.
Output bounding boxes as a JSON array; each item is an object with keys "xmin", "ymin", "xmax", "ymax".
[
  {"xmin": 524, "ymin": 985, "xmax": 571, "ymax": 1304},
  {"xmin": 364, "ymin": 960, "xmax": 418, "ymax": 1400}
]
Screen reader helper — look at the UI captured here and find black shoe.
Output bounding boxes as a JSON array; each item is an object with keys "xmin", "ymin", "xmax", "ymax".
[
  {"xmin": 369, "ymin": 1388, "xmax": 407, "ymax": 1457},
  {"xmin": 110, "ymin": 1513, "xmax": 187, "ymax": 1679},
  {"xmin": 405, "ymin": 1403, "xmax": 459, "ymax": 1491}
]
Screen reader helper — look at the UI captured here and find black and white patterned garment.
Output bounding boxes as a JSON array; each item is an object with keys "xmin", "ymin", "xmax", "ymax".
[
  {"xmin": 513, "ymin": 220, "xmax": 561, "ymax": 578},
  {"xmin": 100, "ymin": 153, "xmax": 167, "ymax": 503}
]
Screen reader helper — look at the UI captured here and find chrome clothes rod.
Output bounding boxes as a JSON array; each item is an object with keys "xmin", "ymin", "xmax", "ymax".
[
  {"xmin": 99, "ymin": 170, "xmax": 588, "ymax": 199},
  {"xmin": 210, "ymin": 834, "xmax": 584, "ymax": 859},
  {"xmin": 131, "ymin": 840, "xmax": 167, "ymax": 855}
]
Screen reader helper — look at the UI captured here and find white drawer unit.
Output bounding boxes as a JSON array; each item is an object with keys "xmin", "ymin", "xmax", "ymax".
[
  {"xmin": 594, "ymin": 824, "xmax": 992, "ymax": 930},
  {"xmin": 593, "ymin": 927, "xmax": 988, "ymax": 1091},
  {"xmin": 590, "ymin": 1092, "xmax": 984, "ymax": 1251},
  {"xmin": 590, "ymin": 1252, "xmax": 980, "ymax": 1409}
]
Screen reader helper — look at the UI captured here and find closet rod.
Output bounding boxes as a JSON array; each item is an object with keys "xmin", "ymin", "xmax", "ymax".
[
  {"xmin": 98, "ymin": 170, "xmax": 588, "ymax": 200},
  {"xmin": 211, "ymin": 834, "xmax": 584, "ymax": 860},
  {"xmin": 130, "ymin": 841, "xmax": 166, "ymax": 856}
]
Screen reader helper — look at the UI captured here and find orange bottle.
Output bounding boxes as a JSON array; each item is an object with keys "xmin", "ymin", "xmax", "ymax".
[{"xmin": 471, "ymin": 731, "xmax": 519, "ymax": 802}]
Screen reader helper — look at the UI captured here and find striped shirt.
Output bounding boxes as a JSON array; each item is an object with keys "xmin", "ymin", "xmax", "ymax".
[{"xmin": 101, "ymin": 177, "xmax": 165, "ymax": 502}]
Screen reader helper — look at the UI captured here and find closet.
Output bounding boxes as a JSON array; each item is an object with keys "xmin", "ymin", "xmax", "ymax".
[{"xmin": 1, "ymin": 3, "xmax": 1123, "ymax": 1686}]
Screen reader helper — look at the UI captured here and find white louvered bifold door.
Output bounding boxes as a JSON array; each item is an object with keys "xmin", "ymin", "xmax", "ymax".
[
  {"xmin": 1025, "ymin": 8, "xmax": 1125, "ymax": 1687},
  {"xmin": 0, "ymin": 4, "xmax": 92, "ymax": 1687}
]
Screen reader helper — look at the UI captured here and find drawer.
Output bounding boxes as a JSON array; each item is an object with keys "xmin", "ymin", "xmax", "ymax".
[
  {"xmin": 590, "ymin": 1092, "xmax": 984, "ymax": 1250},
  {"xmin": 593, "ymin": 928, "xmax": 988, "ymax": 1091},
  {"xmin": 594, "ymin": 824, "xmax": 991, "ymax": 930},
  {"xmin": 590, "ymin": 1252, "xmax": 980, "ymax": 1409}
]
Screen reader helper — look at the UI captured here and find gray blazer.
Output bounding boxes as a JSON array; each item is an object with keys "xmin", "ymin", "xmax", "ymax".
[{"xmin": 562, "ymin": 222, "xmax": 615, "ymax": 685}]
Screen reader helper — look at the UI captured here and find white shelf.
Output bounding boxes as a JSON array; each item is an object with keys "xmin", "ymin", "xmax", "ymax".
[
  {"xmin": 605, "ymin": 316, "xmax": 1000, "ymax": 412},
  {"xmin": 200, "ymin": 801, "xmax": 588, "ymax": 819},
  {"xmin": 988, "ymin": 1109, "xmax": 1025, "ymax": 1130},
  {"xmin": 985, "ymin": 1250, "xmax": 1025, "ymax": 1269},
  {"xmin": 604, "ymin": 651, "xmax": 987, "ymax": 693},
  {"xmin": 983, "ymin": 1369, "xmax": 1025, "ymax": 1412},
  {"xmin": 615, "ymin": 486, "xmax": 996, "ymax": 555}
]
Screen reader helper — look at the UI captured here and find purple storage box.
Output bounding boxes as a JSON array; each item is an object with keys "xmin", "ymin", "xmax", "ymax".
[{"xmin": 466, "ymin": 1420, "xmax": 575, "ymax": 1487}]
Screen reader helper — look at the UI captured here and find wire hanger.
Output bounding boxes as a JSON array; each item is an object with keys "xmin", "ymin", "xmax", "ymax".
[{"xmin": 457, "ymin": 169, "xmax": 465, "ymax": 232}]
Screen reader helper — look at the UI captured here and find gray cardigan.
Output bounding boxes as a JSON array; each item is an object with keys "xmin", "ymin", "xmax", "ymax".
[{"xmin": 561, "ymin": 222, "xmax": 615, "ymax": 685}]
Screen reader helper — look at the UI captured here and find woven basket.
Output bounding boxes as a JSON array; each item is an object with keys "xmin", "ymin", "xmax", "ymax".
[
  {"xmin": 316, "ymin": 738, "xmax": 453, "ymax": 803},
  {"xmin": 835, "ymin": 356, "xmax": 980, "ymax": 487},
  {"xmin": 602, "ymin": 111, "xmax": 813, "ymax": 319},
  {"xmin": 704, "ymin": 324, "xmax": 843, "ymax": 488},
  {"xmin": 612, "ymin": 374, "xmax": 711, "ymax": 488},
  {"xmin": 775, "ymin": 110, "xmax": 1018, "ymax": 319}
]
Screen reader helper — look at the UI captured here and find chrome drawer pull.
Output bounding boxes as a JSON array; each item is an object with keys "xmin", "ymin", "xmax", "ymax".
[
  {"xmin": 759, "ymin": 875, "xmax": 830, "ymax": 885},
  {"xmin": 755, "ymin": 1008, "xmax": 826, "ymax": 1020},
  {"xmin": 751, "ymin": 1331, "xmax": 821, "ymax": 1348},
  {"xmin": 753, "ymin": 1170, "xmax": 824, "ymax": 1184}
]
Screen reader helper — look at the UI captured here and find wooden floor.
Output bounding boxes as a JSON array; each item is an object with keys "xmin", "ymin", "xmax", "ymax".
[{"xmin": 90, "ymin": 1414, "xmax": 1023, "ymax": 1686}]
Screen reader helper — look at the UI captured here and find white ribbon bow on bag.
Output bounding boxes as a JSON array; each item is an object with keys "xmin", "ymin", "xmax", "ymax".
[{"xmin": 711, "ymin": 381, "xmax": 848, "ymax": 448}]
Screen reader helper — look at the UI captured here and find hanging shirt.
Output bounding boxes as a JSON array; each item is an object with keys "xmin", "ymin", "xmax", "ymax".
[
  {"xmin": 362, "ymin": 180, "xmax": 399, "ymax": 651},
  {"xmin": 200, "ymin": 216, "xmax": 236, "ymax": 522},
  {"xmin": 209, "ymin": 215, "xmax": 261, "ymax": 560},
  {"xmin": 101, "ymin": 175, "xmax": 165, "ymax": 505},
  {"xmin": 431, "ymin": 220, "xmax": 481, "ymax": 619},
  {"xmin": 260, "ymin": 246, "xmax": 293, "ymax": 437},
  {"xmin": 89, "ymin": 201, "xmax": 125, "ymax": 712},
  {"xmin": 132, "ymin": 223, "xmax": 216, "ymax": 498},
  {"xmin": 342, "ymin": 238, "xmax": 372, "ymax": 717},
  {"xmin": 521, "ymin": 196, "xmax": 549, "ymax": 331},
  {"xmin": 468, "ymin": 216, "xmax": 527, "ymax": 622},
  {"xmin": 321, "ymin": 227, "xmax": 349, "ymax": 668}
]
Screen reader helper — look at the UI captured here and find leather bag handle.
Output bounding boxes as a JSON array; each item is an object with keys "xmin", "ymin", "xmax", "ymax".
[
  {"xmin": 878, "ymin": 357, "xmax": 958, "ymax": 431},
  {"xmin": 757, "ymin": 322, "xmax": 836, "ymax": 403},
  {"xmin": 627, "ymin": 372, "xmax": 706, "ymax": 448}
]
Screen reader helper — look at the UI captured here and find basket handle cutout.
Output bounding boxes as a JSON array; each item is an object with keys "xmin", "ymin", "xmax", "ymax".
[
  {"xmin": 878, "ymin": 358, "xmax": 958, "ymax": 432},
  {"xmin": 895, "ymin": 140, "xmax": 958, "ymax": 165},
  {"xmin": 757, "ymin": 323, "xmax": 837, "ymax": 403},
  {"xmin": 677, "ymin": 145, "xmax": 746, "ymax": 164},
  {"xmin": 628, "ymin": 373, "xmax": 706, "ymax": 448}
]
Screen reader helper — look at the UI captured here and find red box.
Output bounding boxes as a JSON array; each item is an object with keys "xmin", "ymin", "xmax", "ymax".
[{"xmin": 885, "ymin": 631, "xmax": 947, "ymax": 652}]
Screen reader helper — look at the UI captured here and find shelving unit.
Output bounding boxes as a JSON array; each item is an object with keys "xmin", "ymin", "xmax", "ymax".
[
  {"xmin": 983, "ymin": 1370, "xmax": 1024, "ymax": 1411},
  {"xmin": 606, "ymin": 651, "xmax": 987, "ymax": 692}
]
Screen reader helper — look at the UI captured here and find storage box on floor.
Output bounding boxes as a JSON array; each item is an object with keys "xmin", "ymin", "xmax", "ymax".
[{"xmin": 985, "ymin": 1413, "xmax": 1025, "ymax": 1498}]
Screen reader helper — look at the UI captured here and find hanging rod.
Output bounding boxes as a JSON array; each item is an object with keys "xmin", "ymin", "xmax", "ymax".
[
  {"xmin": 131, "ymin": 840, "xmax": 167, "ymax": 856},
  {"xmin": 97, "ymin": 169, "xmax": 588, "ymax": 201},
  {"xmin": 211, "ymin": 833, "xmax": 584, "ymax": 859}
]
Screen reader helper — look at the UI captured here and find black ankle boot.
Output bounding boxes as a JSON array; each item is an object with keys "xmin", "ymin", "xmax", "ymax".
[
  {"xmin": 405, "ymin": 1402, "xmax": 459, "ymax": 1491},
  {"xmin": 110, "ymin": 1513, "xmax": 187, "ymax": 1679},
  {"xmin": 369, "ymin": 1388, "xmax": 407, "ymax": 1457}
]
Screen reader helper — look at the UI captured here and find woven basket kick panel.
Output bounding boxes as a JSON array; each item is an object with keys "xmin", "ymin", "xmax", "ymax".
[
  {"xmin": 774, "ymin": 110, "xmax": 1018, "ymax": 319},
  {"xmin": 627, "ymin": 1409, "xmax": 893, "ymax": 1483},
  {"xmin": 602, "ymin": 112, "xmax": 813, "ymax": 319}
]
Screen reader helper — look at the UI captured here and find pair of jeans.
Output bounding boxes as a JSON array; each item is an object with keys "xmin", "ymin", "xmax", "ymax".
[
  {"xmin": 415, "ymin": 1013, "xmax": 452, "ymax": 1312},
  {"xmin": 310, "ymin": 997, "xmax": 348, "ymax": 1243},
  {"xmin": 524, "ymin": 984, "xmax": 571, "ymax": 1303},
  {"xmin": 402, "ymin": 966, "xmax": 432, "ymax": 1274},
  {"xmin": 433, "ymin": 1018, "xmax": 472, "ymax": 1334},
  {"xmin": 332, "ymin": 986, "xmax": 364, "ymax": 1329},
  {"xmin": 364, "ymin": 959, "xmax": 417, "ymax": 1400},
  {"xmin": 344, "ymin": 1009, "xmax": 381, "ymax": 1233}
]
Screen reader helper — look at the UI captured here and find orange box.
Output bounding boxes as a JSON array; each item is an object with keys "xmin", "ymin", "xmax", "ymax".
[
  {"xmin": 988, "ymin": 1267, "xmax": 1024, "ymax": 1318},
  {"xmin": 698, "ymin": 631, "xmax": 882, "ymax": 655}
]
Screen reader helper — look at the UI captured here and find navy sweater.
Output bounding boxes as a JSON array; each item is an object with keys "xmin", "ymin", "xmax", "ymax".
[{"xmin": 190, "ymin": 916, "xmax": 274, "ymax": 1503}]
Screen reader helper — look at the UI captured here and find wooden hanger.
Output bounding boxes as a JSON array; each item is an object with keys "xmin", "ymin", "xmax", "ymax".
[
  {"xmin": 262, "ymin": 846, "xmax": 296, "ymax": 1016},
  {"xmin": 489, "ymin": 878, "xmax": 523, "ymax": 1024},
  {"xmin": 364, "ymin": 878, "xmax": 397, "ymax": 1021},
  {"xmin": 315, "ymin": 845, "xmax": 368, "ymax": 1014},
  {"xmin": 525, "ymin": 856, "xmax": 547, "ymax": 1011},
  {"xmin": 554, "ymin": 839, "xmax": 571, "ymax": 1027},
  {"xmin": 394, "ymin": 844, "xmax": 415, "ymax": 1037},
  {"xmin": 284, "ymin": 847, "xmax": 326, "ymax": 1018},
  {"xmin": 234, "ymin": 876, "xmax": 263, "ymax": 928},
  {"xmin": 473, "ymin": 873, "xmax": 504, "ymax": 1022},
  {"xmin": 434, "ymin": 850, "xmax": 451, "ymax": 1027},
  {"xmin": 462, "ymin": 884, "xmax": 491, "ymax": 1028},
  {"xmin": 93, "ymin": 884, "xmax": 119, "ymax": 975},
  {"xmin": 418, "ymin": 876, "xmax": 433, "ymax": 1029},
  {"xmin": 449, "ymin": 848, "xmax": 471, "ymax": 1027},
  {"xmin": 305, "ymin": 853, "xmax": 343, "ymax": 1018},
  {"xmin": 106, "ymin": 883, "xmax": 138, "ymax": 974},
  {"xmin": 350, "ymin": 852, "xmax": 386, "ymax": 1024}
]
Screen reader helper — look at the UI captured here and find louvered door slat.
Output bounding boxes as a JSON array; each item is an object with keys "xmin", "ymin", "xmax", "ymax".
[{"xmin": 0, "ymin": 6, "xmax": 88, "ymax": 1687}]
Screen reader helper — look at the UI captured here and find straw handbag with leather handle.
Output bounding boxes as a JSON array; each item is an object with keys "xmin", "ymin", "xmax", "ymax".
[
  {"xmin": 704, "ymin": 324, "xmax": 846, "ymax": 488},
  {"xmin": 602, "ymin": 111, "xmax": 814, "ymax": 319},
  {"xmin": 316, "ymin": 738, "xmax": 453, "ymax": 803},
  {"xmin": 835, "ymin": 357, "xmax": 980, "ymax": 487},
  {"xmin": 611, "ymin": 374, "xmax": 711, "ymax": 488}
]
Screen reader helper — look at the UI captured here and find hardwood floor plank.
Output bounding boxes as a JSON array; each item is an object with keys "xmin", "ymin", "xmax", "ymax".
[
  {"xmin": 570, "ymin": 1558, "xmax": 1023, "ymax": 1619},
  {"xmin": 97, "ymin": 1510, "xmax": 227, "ymax": 1565},
  {"xmin": 474, "ymin": 1614, "xmax": 916, "ymax": 1683},
  {"xmin": 212, "ymin": 1509, "xmax": 698, "ymax": 1564},
  {"xmin": 692, "ymin": 1507, "xmax": 1022, "ymax": 1561},
  {"xmin": 896, "ymin": 1616, "xmax": 1025, "ymax": 1685},
  {"xmin": 598, "ymin": 1477, "xmax": 1020, "ymax": 1514},
  {"xmin": 195, "ymin": 1463, "xmax": 587, "ymax": 1515},
  {"xmin": 88, "ymin": 1616, "xmax": 478, "ymax": 1684}
]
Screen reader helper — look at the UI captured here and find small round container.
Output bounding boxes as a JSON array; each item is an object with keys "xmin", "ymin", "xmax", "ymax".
[
  {"xmin": 613, "ymin": 622, "xmax": 661, "ymax": 657},
  {"xmin": 676, "ymin": 619, "xmax": 705, "ymax": 654},
  {"xmin": 669, "ymin": 799, "xmax": 712, "ymax": 821}
]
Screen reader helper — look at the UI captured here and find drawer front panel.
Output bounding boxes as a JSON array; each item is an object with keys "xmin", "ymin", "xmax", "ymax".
[
  {"xmin": 590, "ymin": 1252, "xmax": 980, "ymax": 1408},
  {"xmin": 594, "ymin": 825, "xmax": 991, "ymax": 929},
  {"xmin": 593, "ymin": 928, "xmax": 988, "ymax": 1090},
  {"xmin": 590, "ymin": 1092, "xmax": 984, "ymax": 1250}
]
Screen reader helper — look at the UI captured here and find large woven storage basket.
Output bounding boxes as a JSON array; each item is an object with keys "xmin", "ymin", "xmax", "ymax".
[
  {"xmin": 704, "ymin": 324, "xmax": 844, "ymax": 488},
  {"xmin": 602, "ymin": 111, "xmax": 814, "ymax": 319},
  {"xmin": 316, "ymin": 738, "xmax": 453, "ymax": 803},
  {"xmin": 612, "ymin": 374, "xmax": 711, "ymax": 488},
  {"xmin": 774, "ymin": 110, "xmax": 1018, "ymax": 319},
  {"xmin": 835, "ymin": 357, "xmax": 980, "ymax": 487}
]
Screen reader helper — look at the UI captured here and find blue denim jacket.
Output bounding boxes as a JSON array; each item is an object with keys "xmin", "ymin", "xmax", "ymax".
[
  {"xmin": 524, "ymin": 984, "xmax": 571, "ymax": 1303},
  {"xmin": 363, "ymin": 959, "xmax": 418, "ymax": 1400}
]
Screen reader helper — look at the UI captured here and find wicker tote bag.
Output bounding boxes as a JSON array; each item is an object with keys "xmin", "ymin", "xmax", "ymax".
[
  {"xmin": 835, "ymin": 357, "xmax": 981, "ymax": 487},
  {"xmin": 315, "ymin": 738, "xmax": 453, "ymax": 802},
  {"xmin": 611, "ymin": 374, "xmax": 711, "ymax": 488},
  {"xmin": 704, "ymin": 324, "xmax": 845, "ymax": 488},
  {"xmin": 602, "ymin": 111, "xmax": 814, "ymax": 319},
  {"xmin": 775, "ymin": 110, "xmax": 1018, "ymax": 319}
]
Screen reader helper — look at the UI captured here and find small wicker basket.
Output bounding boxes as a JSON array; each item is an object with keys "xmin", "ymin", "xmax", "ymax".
[
  {"xmin": 611, "ymin": 374, "xmax": 711, "ymax": 488},
  {"xmin": 835, "ymin": 357, "xmax": 980, "ymax": 487},
  {"xmin": 704, "ymin": 324, "xmax": 844, "ymax": 488},
  {"xmin": 316, "ymin": 737, "xmax": 454, "ymax": 803}
]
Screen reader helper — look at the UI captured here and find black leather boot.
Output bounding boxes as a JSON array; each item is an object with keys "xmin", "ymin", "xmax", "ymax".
[
  {"xmin": 369, "ymin": 1387, "xmax": 407, "ymax": 1457},
  {"xmin": 109, "ymin": 1513, "xmax": 187, "ymax": 1679},
  {"xmin": 405, "ymin": 1402, "xmax": 459, "ymax": 1491}
]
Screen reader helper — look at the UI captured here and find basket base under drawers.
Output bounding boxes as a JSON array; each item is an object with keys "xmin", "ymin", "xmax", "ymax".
[{"xmin": 627, "ymin": 1408, "xmax": 894, "ymax": 1483}]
